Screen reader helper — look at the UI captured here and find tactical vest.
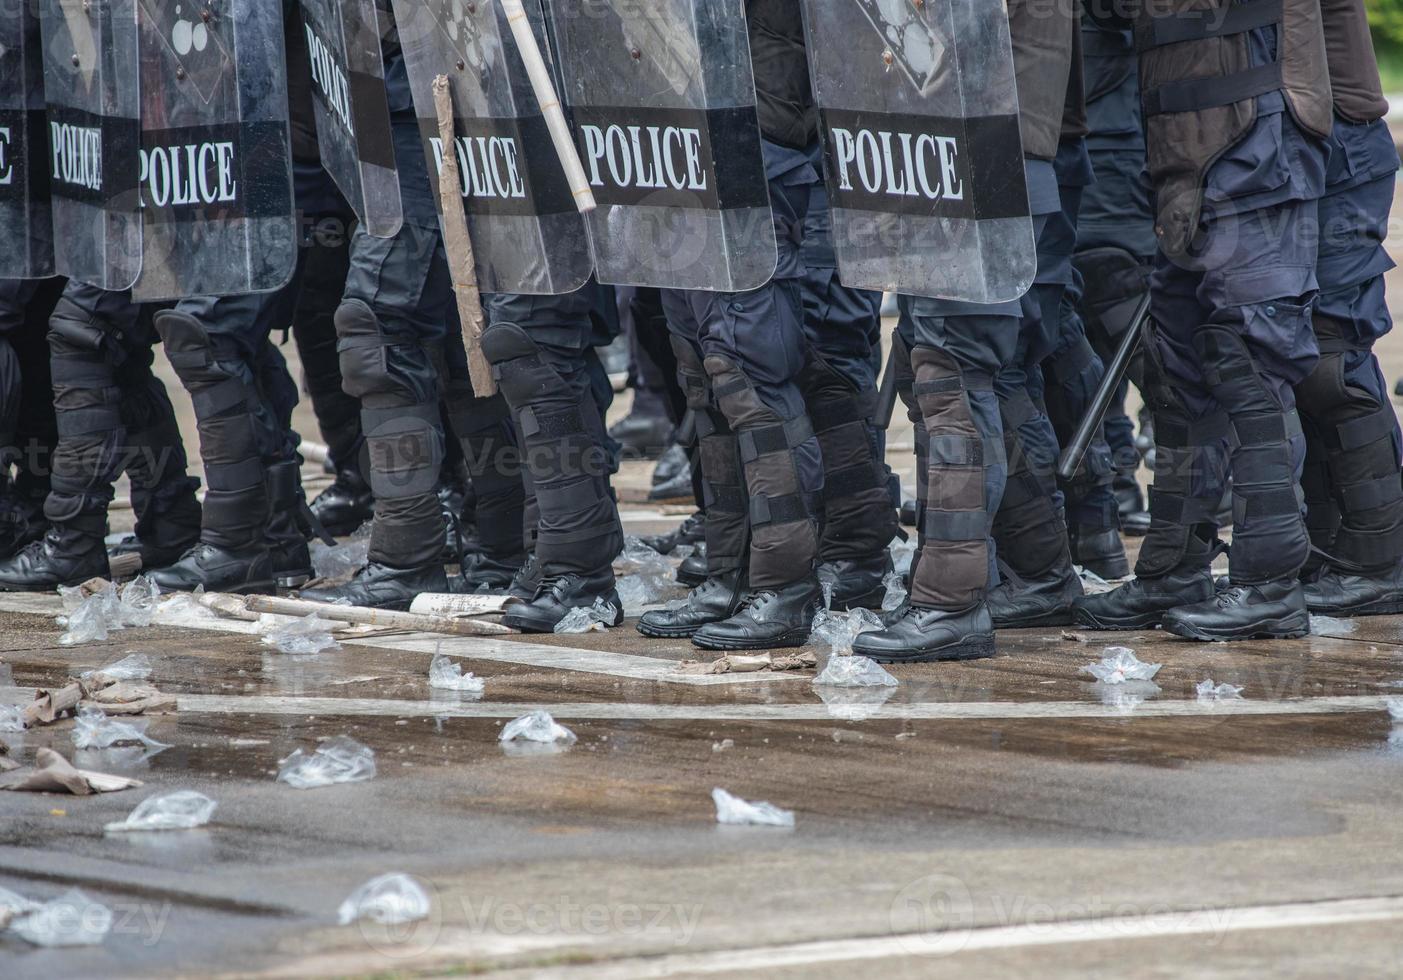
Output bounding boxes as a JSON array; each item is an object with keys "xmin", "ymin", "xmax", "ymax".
[
  {"xmin": 1322, "ymin": 0, "xmax": 1389, "ymax": 123},
  {"xmin": 1136, "ymin": 0, "xmax": 1333, "ymax": 254},
  {"xmin": 1009, "ymin": 0, "xmax": 1077, "ymax": 161},
  {"xmin": 745, "ymin": 0, "xmax": 816, "ymax": 150}
]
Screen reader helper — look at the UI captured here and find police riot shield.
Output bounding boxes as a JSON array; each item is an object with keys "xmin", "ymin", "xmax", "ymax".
[
  {"xmin": 390, "ymin": 0, "xmax": 592, "ymax": 295},
  {"xmin": 39, "ymin": 0, "xmax": 142, "ymax": 290},
  {"xmin": 0, "ymin": 2, "xmax": 56, "ymax": 280},
  {"xmin": 297, "ymin": 0, "xmax": 401, "ymax": 237},
  {"xmin": 131, "ymin": 0, "xmax": 297, "ymax": 301},
  {"xmin": 800, "ymin": 1, "xmax": 1035, "ymax": 304},
  {"xmin": 545, "ymin": 0, "xmax": 776, "ymax": 292}
]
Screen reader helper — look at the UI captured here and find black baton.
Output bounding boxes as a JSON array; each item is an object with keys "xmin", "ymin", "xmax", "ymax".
[
  {"xmin": 876, "ymin": 342, "xmax": 900, "ymax": 429},
  {"xmin": 1056, "ymin": 291, "xmax": 1153, "ymax": 482}
]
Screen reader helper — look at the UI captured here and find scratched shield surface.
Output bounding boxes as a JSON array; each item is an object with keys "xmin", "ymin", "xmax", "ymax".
[
  {"xmin": 37, "ymin": 0, "xmax": 143, "ymax": 290},
  {"xmin": 389, "ymin": 0, "xmax": 591, "ymax": 295},
  {"xmin": 132, "ymin": 0, "xmax": 296, "ymax": 301},
  {"xmin": 544, "ymin": 0, "xmax": 776, "ymax": 291},
  {"xmin": 297, "ymin": 0, "xmax": 400, "ymax": 237},
  {"xmin": 800, "ymin": 0, "xmax": 1035, "ymax": 303},
  {"xmin": 0, "ymin": 1, "xmax": 56, "ymax": 279}
]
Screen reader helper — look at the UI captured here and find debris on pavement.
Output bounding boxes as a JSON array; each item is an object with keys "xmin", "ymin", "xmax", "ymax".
[
  {"xmin": 711, "ymin": 787, "xmax": 795, "ymax": 828},
  {"xmin": 310, "ymin": 527, "xmax": 371, "ymax": 581},
  {"xmin": 612, "ymin": 537, "xmax": 675, "ymax": 612},
  {"xmin": 888, "ymin": 539, "xmax": 915, "ymax": 577},
  {"xmin": 6, "ymin": 889, "xmax": 112, "ymax": 947},
  {"xmin": 337, "ymin": 873, "xmax": 431, "ymax": 926},
  {"xmin": 813, "ymin": 655, "xmax": 898, "ymax": 689},
  {"xmin": 677, "ymin": 652, "xmax": 816, "ymax": 675},
  {"xmin": 55, "ymin": 578, "xmax": 162, "ymax": 645},
  {"xmin": 151, "ymin": 587, "xmax": 223, "ymax": 629},
  {"xmin": 105, "ymin": 790, "xmax": 217, "ymax": 833},
  {"xmin": 0, "ymin": 747, "xmax": 144, "ymax": 795},
  {"xmin": 1094, "ymin": 681, "xmax": 1161, "ymax": 714},
  {"xmin": 261, "ymin": 613, "xmax": 340, "ymax": 655},
  {"xmin": 880, "ymin": 571, "xmax": 909, "ymax": 612},
  {"xmin": 277, "ymin": 736, "xmax": 377, "ymax": 789},
  {"xmin": 809, "ymin": 607, "xmax": 883, "ymax": 656},
  {"xmin": 1310, "ymin": 615, "xmax": 1357, "ymax": 636},
  {"xmin": 80, "ymin": 652, "xmax": 153, "ymax": 684},
  {"xmin": 553, "ymin": 598, "xmax": 619, "ymax": 634},
  {"xmin": 500, "ymin": 710, "xmax": 576, "ymax": 745},
  {"xmin": 1196, "ymin": 679, "xmax": 1245, "ymax": 702},
  {"xmin": 1384, "ymin": 696, "xmax": 1402, "ymax": 721},
  {"xmin": 84, "ymin": 681, "xmax": 177, "ymax": 716},
  {"xmin": 1061, "ymin": 631, "xmax": 1093, "ymax": 643},
  {"xmin": 815, "ymin": 684, "xmax": 897, "ymax": 721},
  {"xmin": 428, "ymin": 653, "xmax": 485, "ymax": 694},
  {"xmin": 72, "ymin": 706, "xmax": 170, "ymax": 751},
  {"xmin": 0, "ymin": 705, "xmax": 22, "ymax": 733},
  {"xmin": 712, "ymin": 739, "xmax": 734, "ymax": 752},
  {"xmin": 1080, "ymin": 647, "xmax": 1162, "ymax": 684}
]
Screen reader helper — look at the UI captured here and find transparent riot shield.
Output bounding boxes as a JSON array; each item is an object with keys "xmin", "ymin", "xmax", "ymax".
[
  {"xmin": 800, "ymin": 0, "xmax": 1035, "ymax": 303},
  {"xmin": 39, "ymin": 0, "xmax": 142, "ymax": 290},
  {"xmin": 545, "ymin": 0, "xmax": 776, "ymax": 292},
  {"xmin": 297, "ymin": 0, "xmax": 402, "ymax": 237},
  {"xmin": 0, "ymin": 2, "xmax": 56, "ymax": 280},
  {"xmin": 131, "ymin": 0, "xmax": 297, "ymax": 301},
  {"xmin": 389, "ymin": 0, "xmax": 592, "ymax": 295}
]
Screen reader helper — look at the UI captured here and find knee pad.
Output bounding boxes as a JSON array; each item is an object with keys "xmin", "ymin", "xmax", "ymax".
[{"xmin": 334, "ymin": 299, "xmax": 389, "ymax": 401}]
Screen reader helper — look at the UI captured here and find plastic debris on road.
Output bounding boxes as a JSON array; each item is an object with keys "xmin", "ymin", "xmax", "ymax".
[
  {"xmin": 72, "ymin": 706, "xmax": 170, "ymax": 751},
  {"xmin": 615, "ymin": 574, "xmax": 672, "ymax": 613},
  {"xmin": 310, "ymin": 533, "xmax": 371, "ymax": 581},
  {"xmin": 813, "ymin": 655, "xmax": 898, "ymax": 689},
  {"xmin": 553, "ymin": 598, "xmax": 618, "ymax": 634},
  {"xmin": 337, "ymin": 873, "xmax": 431, "ymax": 926},
  {"xmin": 0, "ymin": 705, "xmax": 22, "ymax": 733},
  {"xmin": 261, "ymin": 613, "xmax": 340, "ymax": 655},
  {"xmin": 816, "ymin": 684, "xmax": 897, "ymax": 721},
  {"xmin": 809, "ymin": 607, "xmax": 883, "ymax": 656},
  {"xmin": 1385, "ymin": 696, "xmax": 1402, "ymax": 721},
  {"xmin": 1080, "ymin": 647, "xmax": 1162, "ymax": 684},
  {"xmin": 1310, "ymin": 614, "xmax": 1357, "ymax": 636},
  {"xmin": 7, "ymin": 889, "xmax": 112, "ymax": 947},
  {"xmin": 500, "ymin": 710, "xmax": 576, "ymax": 745},
  {"xmin": 277, "ymin": 736, "xmax": 376, "ymax": 789},
  {"xmin": 712, "ymin": 739, "xmax": 734, "ymax": 752},
  {"xmin": 56, "ymin": 578, "xmax": 162, "ymax": 644},
  {"xmin": 1196, "ymin": 679, "xmax": 1245, "ymax": 702},
  {"xmin": 151, "ymin": 587, "xmax": 222, "ymax": 628},
  {"xmin": 711, "ymin": 787, "xmax": 795, "ymax": 828},
  {"xmin": 80, "ymin": 652, "xmax": 153, "ymax": 684},
  {"xmin": 888, "ymin": 539, "xmax": 915, "ymax": 577},
  {"xmin": 117, "ymin": 577, "xmax": 159, "ymax": 627},
  {"xmin": 104, "ymin": 790, "xmax": 217, "ymax": 833},
  {"xmin": 1094, "ymin": 681, "xmax": 1161, "ymax": 714},
  {"xmin": 613, "ymin": 538, "xmax": 674, "ymax": 613},
  {"xmin": 881, "ymin": 571, "xmax": 909, "ymax": 612},
  {"xmin": 428, "ymin": 654, "xmax": 484, "ymax": 695}
]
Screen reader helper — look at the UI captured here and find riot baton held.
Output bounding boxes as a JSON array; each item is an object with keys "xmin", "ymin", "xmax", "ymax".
[{"xmin": 1056, "ymin": 290, "xmax": 1153, "ymax": 482}]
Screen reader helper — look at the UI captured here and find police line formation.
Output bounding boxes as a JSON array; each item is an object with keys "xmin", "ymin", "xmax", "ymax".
[{"xmin": 0, "ymin": 0, "xmax": 1399, "ymax": 663}]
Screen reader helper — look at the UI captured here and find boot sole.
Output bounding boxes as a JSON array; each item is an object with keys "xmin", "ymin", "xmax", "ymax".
[
  {"xmin": 863, "ymin": 634, "xmax": 996, "ymax": 664},
  {"xmin": 1162, "ymin": 615, "xmax": 1310, "ymax": 643},
  {"xmin": 690, "ymin": 627, "xmax": 810, "ymax": 652},
  {"xmin": 1071, "ymin": 608, "xmax": 1165, "ymax": 631},
  {"xmin": 636, "ymin": 620, "xmax": 710, "ymax": 639},
  {"xmin": 1306, "ymin": 594, "xmax": 1403, "ymax": 617},
  {"xmin": 993, "ymin": 607, "xmax": 1076, "ymax": 630}
]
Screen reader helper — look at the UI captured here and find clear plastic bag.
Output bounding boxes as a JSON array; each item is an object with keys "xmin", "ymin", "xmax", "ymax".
[
  {"xmin": 428, "ymin": 654, "xmax": 485, "ymax": 694},
  {"xmin": 711, "ymin": 787, "xmax": 794, "ymax": 828},
  {"xmin": 809, "ymin": 608, "xmax": 883, "ymax": 657},
  {"xmin": 1196, "ymin": 679, "xmax": 1244, "ymax": 702},
  {"xmin": 1080, "ymin": 647, "xmax": 1162, "ymax": 684},
  {"xmin": 813, "ymin": 655, "xmax": 898, "ymax": 688},
  {"xmin": 72, "ymin": 706, "xmax": 170, "ymax": 751},
  {"xmin": 81, "ymin": 652, "xmax": 153, "ymax": 683},
  {"xmin": 261, "ymin": 613, "xmax": 340, "ymax": 655},
  {"xmin": 104, "ymin": 790, "xmax": 217, "ymax": 833},
  {"xmin": 277, "ymin": 736, "xmax": 376, "ymax": 789},
  {"xmin": 337, "ymin": 873, "xmax": 431, "ymax": 926},
  {"xmin": 499, "ymin": 710, "xmax": 576, "ymax": 744},
  {"xmin": 8, "ymin": 889, "xmax": 112, "ymax": 947},
  {"xmin": 553, "ymin": 598, "xmax": 618, "ymax": 634}
]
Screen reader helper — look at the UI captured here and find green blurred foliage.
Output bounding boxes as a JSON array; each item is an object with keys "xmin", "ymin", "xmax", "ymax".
[{"xmin": 1371, "ymin": 0, "xmax": 1403, "ymax": 46}]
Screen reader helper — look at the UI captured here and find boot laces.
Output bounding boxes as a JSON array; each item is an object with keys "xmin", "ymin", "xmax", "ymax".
[{"xmin": 737, "ymin": 589, "xmax": 777, "ymax": 613}]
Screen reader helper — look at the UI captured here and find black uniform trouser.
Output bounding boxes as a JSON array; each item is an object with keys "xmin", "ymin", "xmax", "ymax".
[{"xmin": 0, "ymin": 278, "xmax": 64, "ymax": 504}]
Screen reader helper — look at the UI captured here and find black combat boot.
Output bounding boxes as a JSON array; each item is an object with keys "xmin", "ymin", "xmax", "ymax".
[
  {"xmin": 987, "ymin": 552, "xmax": 1084, "ymax": 629},
  {"xmin": 609, "ymin": 389, "xmax": 673, "ymax": 459},
  {"xmin": 1071, "ymin": 565, "xmax": 1215, "ymax": 630},
  {"xmin": 309, "ymin": 467, "xmax": 374, "ymax": 536},
  {"xmin": 852, "ymin": 603, "xmax": 995, "ymax": 663},
  {"xmin": 1070, "ymin": 525, "xmax": 1131, "ymax": 580},
  {"xmin": 264, "ymin": 461, "xmax": 315, "ymax": 588},
  {"xmin": 691, "ymin": 576, "xmax": 822, "ymax": 651},
  {"xmin": 1303, "ymin": 562, "xmax": 1403, "ymax": 616},
  {"xmin": 503, "ymin": 568, "xmax": 624, "ymax": 633},
  {"xmin": 817, "ymin": 553, "xmax": 892, "ymax": 611},
  {"xmin": 0, "ymin": 520, "xmax": 110, "ymax": 591},
  {"xmin": 640, "ymin": 512, "xmax": 705, "ymax": 555},
  {"xmin": 147, "ymin": 543, "xmax": 277, "ymax": 594},
  {"xmin": 637, "ymin": 570, "xmax": 744, "ymax": 639},
  {"xmin": 650, "ymin": 443, "xmax": 691, "ymax": 490},
  {"xmin": 0, "ymin": 487, "xmax": 50, "ymax": 561},
  {"xmin": 1162, "ymin": 578, "xmax": 1310, "ymax": 641},
  {"xmin": 458, "ymin": 552, "xmax": 523, "ymax": 592},
  {"xmin": 675, "ymin": 552, "xmax": 708, "ymax": 587},
  {"xmin": 299, "ymin": 561, "xmax": 449, "ymax": 611}
]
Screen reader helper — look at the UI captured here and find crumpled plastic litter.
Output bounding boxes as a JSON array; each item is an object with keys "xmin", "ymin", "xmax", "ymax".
[
  {"xmin": 261, "ymin": 613, "xmax": 340, "ymax": 655},
  {"xmin": 1094, "ymin": 680, "xmax": 1161, "ymax": 714},
  {"xmin": 612, "ymin": 538, "xmax": 676, "ymax": 613},
  {"xmin": 7, "ymin": 889, "xmax": 111, "ymax": 947},
  {"xmin": 80, "ymin": 652, "xmax": 153, "ymax": 684},
  {"xmin": 0, "ymin": 705, "xmax": 23, "ymax": 733},
  {"xmin": 1310, "ymin": 614, "xmax": 1357, "ymax": 636},
  {"xmin": 104, "ymin": 790, "xmax": 217, "ymax": 833},
  {"xmin": 809, "ymin": 607, "xmax": 883, "ymax": 656},
  {"xmin": 888, "ymin": 539, "xmax": 915, "ymax": 577},
  {"xmin": 815, "ymin": 684, "xmax": 896, "ymax": 721},
  {"xmin": 1080, "ymin": 646, "xmax": 1162, "ymax": 684},
  {"xmin": 337, "ymin": 873, "xmax": 431, "ymax": 926},
  {"xmin": 56, "ymin": 578, "xmax": 162, "ymax": 645},
  {"xmin": 814, "ymin": 654, "xmax": 898, "ymax": 688},
  {"xmin": 428, "ymin": 654, "xmax": 484, "ymax": 694},
  {"xmin": 1196, "ymin": 678, "xmax": 1245, "ymax": 702},
  {"xmin": 553, "ymin": 598, "xmax": 618, "ymax": 634},
  {"xmin": 277, "ymin": 736, "xmax": 376, "ymax": 789},
  {"xmin": 500, "ymin": 709, "xmax": 576, "ymax": 744},
  {"xmin": 1384, "ymin": 696, "xmax": 1402, "ymax": 721},
  {"xmin": 117, "ymin": 577, "xmax": 159, "ymax": 627},
  {"xmin": 310, "ymin": 529, "xmax": 371, "ymax": 581},
  {"xmin": 881, "ymin": 571, "xmax": 909, "ymax": 612},
  {"xmin": 711, "ymin": 787, "xmax": 794, "ymax": 828},
  {"xmin": 150, "ymin": 586, "xmax": 222, "ymax": 628},
  {"xmin": 72, "ymin": 705, "xmax": 170, "ymax": 751},
  {"xmin": 615, "ymin": 574, "xmax": 672, "ymax": 613}
]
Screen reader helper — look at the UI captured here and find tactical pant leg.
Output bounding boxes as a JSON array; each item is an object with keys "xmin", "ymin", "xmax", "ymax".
[
  {"xmin": 6, "ymin": 281, "xmax": 64, "ymax": 501},
  {"xmin": 481, "ymin": 320, "xmax": 622, "ymax": 577},
  {"xmin": 444, "ymin": 355, "xmax": 526, "ymax": 564},
  {"xmin": 292, "ymin": 226, "xmax": 363, "ymax": 473},
  {"xmin": 1042, "ymin": 300, "xmax": 1119, "ymax": 532}
]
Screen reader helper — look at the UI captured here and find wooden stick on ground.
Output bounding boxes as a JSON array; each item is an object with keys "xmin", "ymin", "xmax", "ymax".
[
  {"xmin": 432, "ymin": 75, "xmax": 497, "ymax": 397},
  {"xmin": 239, "ymin": 594, "xmax": 511, "ymax": 637}
]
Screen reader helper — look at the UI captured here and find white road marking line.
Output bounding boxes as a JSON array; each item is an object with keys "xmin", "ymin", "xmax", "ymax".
[
  {"xmin": 548, "ymin": 895, "xmax": 1403, "ymax": 977},
  {"xmin": 1, "ymin": 689, "xmax": 1394, "ymax": 722}
]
